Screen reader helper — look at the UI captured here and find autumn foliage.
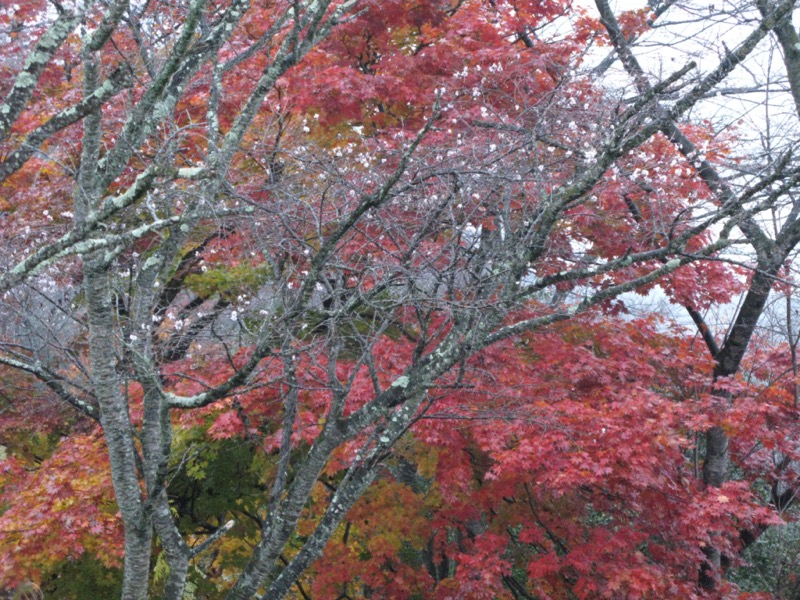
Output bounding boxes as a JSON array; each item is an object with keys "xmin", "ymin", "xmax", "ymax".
[{"xmin": 1, "ymin": 0, "xmax": 800, "ymax": 598}]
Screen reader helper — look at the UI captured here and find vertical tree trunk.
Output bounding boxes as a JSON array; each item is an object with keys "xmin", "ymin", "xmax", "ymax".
[
  {"xmin": 75, "ymin": 39, "xmax": 153, "ymax": 599},
  {"xmin": 699, "ymin": 263, "xmax": 780, "ymax": 589},
  {"xmin": 152, "ymin": 489, "xmax": 191, "ymax": 600},
  {"xmin": 85, "ymin": 263, "xmax": 152, "ymax": 600},
  {"xmin": 702, "ymin": 426, "xmax": 729, "ymax": 488},
  {"xmin": 699, "ymin": 425, "xmax": 729, "ymax": 589}
]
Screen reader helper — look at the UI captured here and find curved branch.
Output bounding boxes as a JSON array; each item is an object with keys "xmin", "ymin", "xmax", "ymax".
[
  {"xmin": 0, "ymin": 354, "xmax": 99, "ymax": 420},
  {"xmin": 0, "ymin": 65, "xmax": 133, "ymax": 184},
  {"xmin": 0, "ymin": 10, "xmax": 81, "ymax": 141}
]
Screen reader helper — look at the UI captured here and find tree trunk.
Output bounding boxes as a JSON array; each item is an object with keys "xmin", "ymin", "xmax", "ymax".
[{"xmin": 85, "ymin": 262, "xmax": 152, "ymax": 600}]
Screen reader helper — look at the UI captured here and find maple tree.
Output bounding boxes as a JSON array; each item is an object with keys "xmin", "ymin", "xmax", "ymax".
[{"xmin": 1, "ymin": 0, "xmax": 800, "ymax": 598}]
